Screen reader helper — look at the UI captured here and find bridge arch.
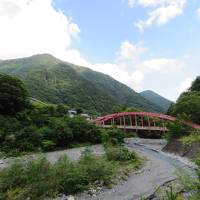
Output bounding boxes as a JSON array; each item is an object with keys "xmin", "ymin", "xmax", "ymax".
[{"xmin": 95, "ymin": 112, "xmax": 200, "ymax": 132}]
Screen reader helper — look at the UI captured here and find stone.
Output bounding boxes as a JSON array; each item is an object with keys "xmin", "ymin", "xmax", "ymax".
[{"xmin": 67, "ymin": 195, "xmax": 75, "ymax": 200}]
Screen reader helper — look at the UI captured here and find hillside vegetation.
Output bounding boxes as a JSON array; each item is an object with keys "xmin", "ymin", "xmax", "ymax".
[
  {"xmin": 167, "ymin": 76, "xmax": 200, "ymax": 124},
  {"xmin": 0, "ymin": 54, "xmax": 164, "ymax": 114},
  {"xmin": 140, "ymin": 90, "xmax": 172, "ymax": 112}
]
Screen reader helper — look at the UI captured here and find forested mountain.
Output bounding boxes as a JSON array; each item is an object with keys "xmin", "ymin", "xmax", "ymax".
[
  {"xmin": 140, "ymin": 90, "xmax": 172, "ymax": 112},
  {"xmin": 0, "ymin": 54, "xmax": 164, "ymax": 114}
]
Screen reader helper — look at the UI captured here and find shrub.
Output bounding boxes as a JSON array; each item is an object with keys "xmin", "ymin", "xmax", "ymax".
[
  {"xmin": 102, "ymin": 128, "xmax": 126, "ymax": 145},
  {"xmin": 0, "ymin": 157, "xmax": 57, "ymax": 200},
  {"xmin": 79, "ymin": 148, "xmax": 115, "ymax": 185},
  {"xmin": 0, "ymin": 114, "xmax": 103, "ymax": 156},
  {"xmin": 180, "ymin": 131, "xmax": 200, "ymax": 145},
  {"xmin": 176, "ymin": 155, "xmax": 200, "ymax": 200},
  {"xmin": 67, "ymin": 116, "xmax": 102, "ymax": 144},
  {"xmin": 163, "ymin": 186, "xmax": 179, "ymax": 200},
  {"xmin": 0, "ymin": 147, "xmax": 142, "ymax": 199},
  {"xmin": 166, "ymin": 118, "xmax": 191, "ymax": 141},
  {"xmin": 105, "ymin": 145, "xmax": 137, "ymax": 162},
  {"xmin": 41, "ymin": 140, "xmax": 56, "ymax": 151}
]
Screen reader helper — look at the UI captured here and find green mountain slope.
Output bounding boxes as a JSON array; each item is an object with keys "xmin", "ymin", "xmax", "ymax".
[
  {"xmin": 140, "ymin": 90, "xmax": 172, "ymax": 112},
  {"xmin": 0, "ymin": 54, "xmax": 163, "ymax": 114}
]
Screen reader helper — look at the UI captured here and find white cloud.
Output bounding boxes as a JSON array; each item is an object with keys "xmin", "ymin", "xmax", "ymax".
[
  {"xmin": 133, "ymin": 0, "xmax": 186, "ymax": 31},
  {"xmin": 128, "ymin": 0, "xmax": 135, "ymax": 8},
  {"xmin": 0, "ymin": 0, "xmax": 80, "ymax": 61},
  {"xmin": 90, "ymin": 41, "xmax": 184, "ymax": 92},
  {"xmin": 118, "ymin": 40, "xmax": 147, "ymax": 60},
  {"xmin": 0, "ymin": 1, "xmax": 188, "ymax": 100},
  {"xmin": 143, "ymin": 58, "xmax": 185, "ymax": 72},
  {"xmin": 131, "ymin": 70, "xmax": 144, "ymax": 83},
  {"xmin": 178, "ymin": 77, "xmax": 194, "ymax": 94}
]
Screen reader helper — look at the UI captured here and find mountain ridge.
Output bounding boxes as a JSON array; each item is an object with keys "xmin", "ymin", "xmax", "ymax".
[
  {"xmin": 0, "ymin": 54, "xmax": 165, "ymax": 114},
  {"xmin": 140, "ymin": 90, "xmax": 172, "ymax": 112}
]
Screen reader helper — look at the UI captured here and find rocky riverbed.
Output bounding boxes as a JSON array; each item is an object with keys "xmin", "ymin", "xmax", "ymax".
[{"xmin": 0, "ymin": 138, "xmax": 196, "ymax": 200}]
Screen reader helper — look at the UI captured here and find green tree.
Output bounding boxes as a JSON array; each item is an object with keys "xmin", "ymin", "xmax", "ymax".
[
  {"xmin": 166, "ymin": 117, "xmax": 191, "ymax": 141},
  {"xmin": 56, "ymin": 104, "xmax": 69, "ymax": 116},
  {"xmin": 166, "ymin": 103, "xmax": 175, "ymax": 115},
  {"xmin": 0, "ymin": 74, "xmax": 29, "ymax": 115},
  {"xmin": 172, "ymin": 91, "xmax": 200, "ymax": 124},
  {"xmin": 112, "ymin": 105, "xmax": 142, "ymax": 113},
  {"xmin": 190, "ymin": 76, "xmax": 200, "ymax": 92}
]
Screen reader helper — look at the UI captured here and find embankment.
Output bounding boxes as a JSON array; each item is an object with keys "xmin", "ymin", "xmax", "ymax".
[{"xmin": 163, "ymin": 139, "xmax": 200, "ymax": 160}]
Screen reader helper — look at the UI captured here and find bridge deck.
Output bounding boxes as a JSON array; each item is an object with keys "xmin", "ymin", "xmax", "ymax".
[{"xmin": 99, "ymin": 125, "xmax": 167, "ymax": 131}]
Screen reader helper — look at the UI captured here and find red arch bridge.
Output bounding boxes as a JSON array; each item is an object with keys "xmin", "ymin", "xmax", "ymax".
[{"xmin": 95, "ymin": 112, "xmax": 200, "ymax": 133}]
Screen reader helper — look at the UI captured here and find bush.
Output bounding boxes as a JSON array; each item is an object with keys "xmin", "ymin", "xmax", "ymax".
[
  {"xmin": 170, "ymin": 91, "xmax": 200, "ymax": 124},
  {"xmin": 180, "ymin": 131, "xmax": 200, "ymax": 145},
  {"xmin": 56, "ymin": 152, "xmax": 115, "ymax": 194},
  {"xmin": 41, "ymin": 140, "xmax": 56, "ymax": 151},
  {"xmin": 0, "ymin": 113, "xmax": 103, "ymax": 156},
  {"xmin": 79, "ymin": 149, "xmax": 115, "ymax": 185},
  {"xmin": 0, "ymin": 157, "xmax": 57, "ymax": 200},
  {"xmin": 67, "ymin": 116, "xmax": 102, "ymax": 144},
  {"xmin": 0, "ymin": 145, "xmax": 142, "ymax": 199},
  {"xmin": 102, "ymin": 128, "xmax": 126, "ymax": 145},
  {"xmin": 176, "ymin": 155, "xmax": 200, "ymax": 200},
  {"xmin": 0, "ymin": 152, "xmax": 120, "ymax": 199},
  {"xmin": 105, "ymin": 145, "xmax": 137, "ymax": 162},
  {"xmin": 166, "ymin": 118, "xmax": 191, "ymax": 141}
]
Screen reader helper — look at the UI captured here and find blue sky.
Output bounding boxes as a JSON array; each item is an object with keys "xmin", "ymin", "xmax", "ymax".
[{"xmin": 0, "ymin": 0, "xmax": 200, "ymax": 100}]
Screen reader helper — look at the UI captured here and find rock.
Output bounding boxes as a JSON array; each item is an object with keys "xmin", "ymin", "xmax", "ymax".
[
  {"xmin": 67, "ymin": 195, "xmax": 75, "ymax": 200},
  {"xmin": 88, "ymin": 188, "xmax": 96, "ymax": 195},
  {"xmin": 96, "ymin": 186, "xmax": 102, "ymax": 191}
]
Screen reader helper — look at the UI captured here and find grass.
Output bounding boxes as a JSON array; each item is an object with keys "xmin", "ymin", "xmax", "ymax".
[{"xmin": 0, "ymin": 145, "xmax": 142, "ymax": 200}]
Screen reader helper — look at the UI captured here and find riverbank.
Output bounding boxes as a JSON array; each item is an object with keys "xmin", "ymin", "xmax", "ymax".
[
  {"xmin": 0, "ymin": 138, "xmax": 196, "ymax": 200},
  {"xmin": 163, "ymin": 138, "xmax": 200, "ymax": 160},
  {"xmin": 73, "ymin": 138, "xmax": 195, "ymax": 200}
]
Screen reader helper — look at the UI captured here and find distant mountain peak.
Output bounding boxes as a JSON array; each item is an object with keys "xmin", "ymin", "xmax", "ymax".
[
  {"xmin": 140, "ymin": 90, "xmax": 172, "ymax": 112},
  {"xmin": 30, "ymin": 53, "xmax": 57, "ymax": 59}
]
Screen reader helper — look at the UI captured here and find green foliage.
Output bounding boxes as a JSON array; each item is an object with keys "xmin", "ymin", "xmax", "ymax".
[
  {"xmin": 0, "ymin": 74, "xmax": 30, "ymax": 115},
  {"xmin": 180, "ymin": 131, "xmax": 200, "ymax": 145},
  {"xmin": 166, "ymin": 117, "xmax": 191, "ymax": 141},
  {"xmin": 112, "ymin": 105, "xmax": 143, "ymax": 113},
  {"xmin": 177, "ymin": 155, "xmax": 200, "ymax": 200},
  {"xmin": 166, "ymin": 103, "xmax": 175, "ymax": 115},
  {"xmin": 0, "ymin": 147, "xmax": 141, "ymax": 199},
  {"xmin": 0, "ymin": 107, "xmax": 102, "ymax": 156},
  {"xmin": 162, "ymin": 186, "xmax": 179, "ymax": 200},
  {"xmin": 0, "ymin": 157, "xmax": 57, "ymax": 200},
  {"xmin": 168, "ymin": 76, "xmax": 200, "ymax": 124},
  {"xmin": 190, "ymin": 76, "xmax": 200, "ymax": 92},
  {"xmin": 105, "ymin": 145, "xmax": 137, "ymax": 162},
  {"xmin": 0, "ymin": 54, "xmax": 163, "ymax": 114},
  {"xmin": 171, "ymin": 91, "xmax": 200, "ymax": 124},
  {"xmin": 140, "ymin": 90, "xmax": 172, "ymax": 112},
  {"xmin": 41, "ymin": 140, "xmax": 56, "ymax": 151},
  {"xmin": 102, "ymin": 128, "xmax": 126, "ymax": 145}
]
